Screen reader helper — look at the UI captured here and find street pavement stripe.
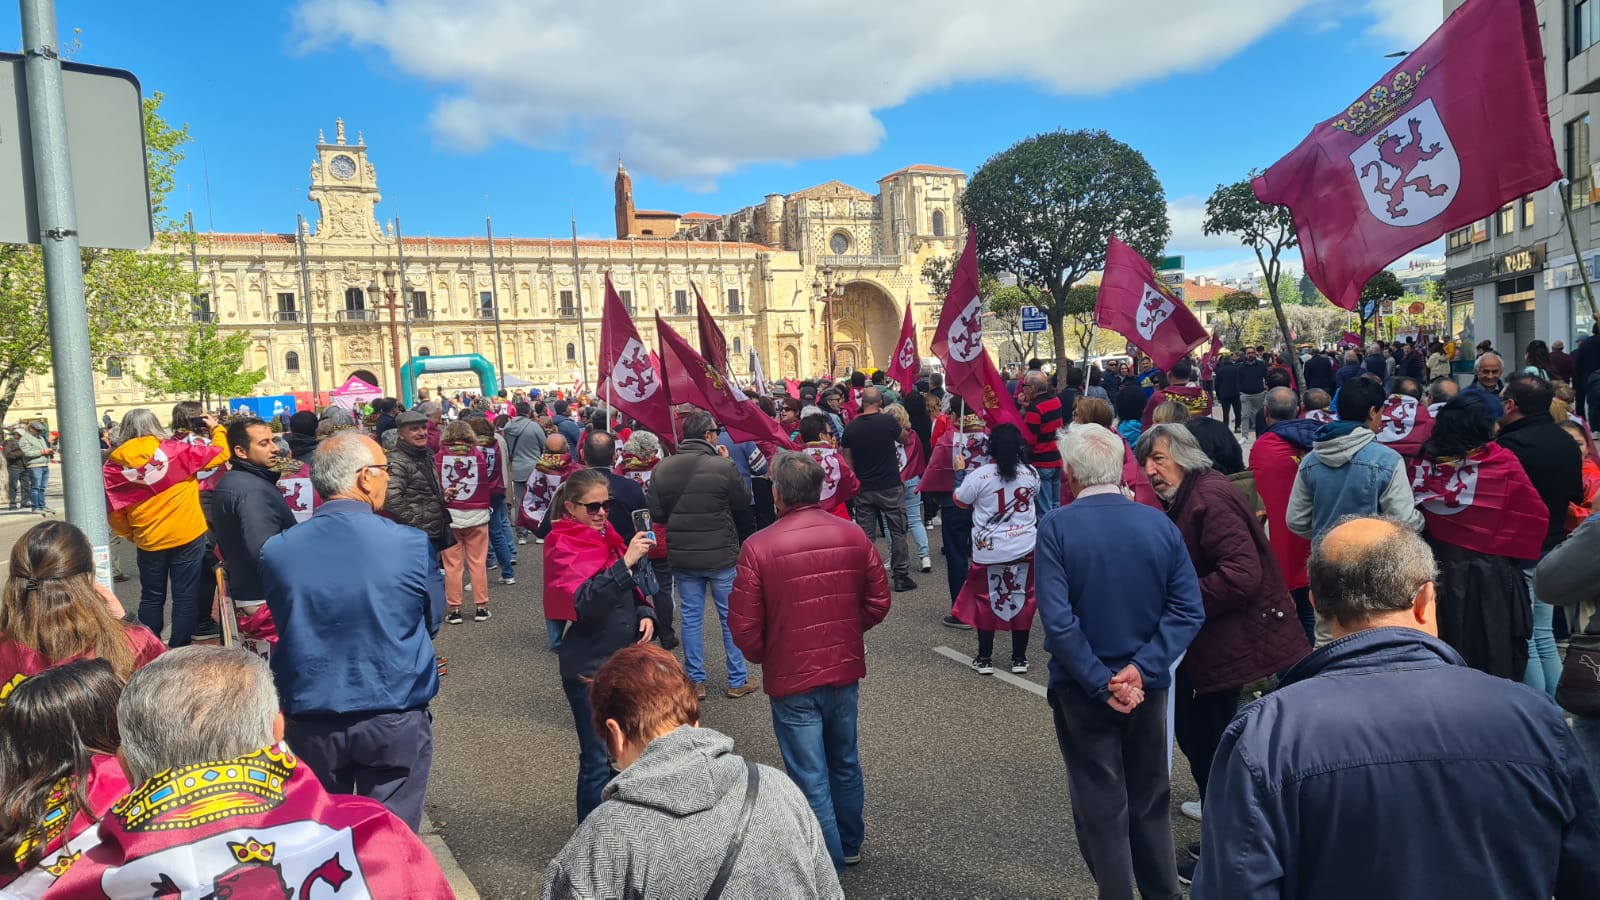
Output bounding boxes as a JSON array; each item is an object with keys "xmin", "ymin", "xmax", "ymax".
[{"xmin": 932, "ymin": 645, "xmax": 1045, "ymax": 698}]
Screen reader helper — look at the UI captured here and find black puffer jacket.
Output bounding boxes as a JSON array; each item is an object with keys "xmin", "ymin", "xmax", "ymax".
[
  {"xmin": 385, "ymin": 440, "xmax": 454, "ymax": 552},
  {"xmin": 210, "ymin": 460, "xmax": 297, "ymax": 601},
  {"xmin": 646, "ymin": 440, "xmax": 750, "ymax": 572}
]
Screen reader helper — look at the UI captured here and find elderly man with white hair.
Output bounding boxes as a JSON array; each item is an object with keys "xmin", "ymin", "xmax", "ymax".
[
  {"xmin": 260, "ymin": 431, "xmax": 444, "ymax": 833},
  {"xmin": 46, "ymin": 647, "xmax": 451, "ymax": 897},
  {"xmin": 1035, "ymin": 423, "xmax": 1205, "ymax": 900}
]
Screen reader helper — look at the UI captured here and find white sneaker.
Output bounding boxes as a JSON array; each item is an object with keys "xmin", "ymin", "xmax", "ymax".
[
  {"xmin": 517, "ymin": 535, "xmax": 528, "ymax": 545},
  {"xmin": 535, "ymin": 537, "xmax": 544, "ymax": 544},
  {"xmin": 1181, "ymin": 800, "xmax": 1203, "ymax": 822},
  {"xmin": 919, "ymin": 556, "xmax": 932, "ymax": 572},
  {"xmin": 499, "ymin": 576, "xmax": 516, "ymax": 585}
]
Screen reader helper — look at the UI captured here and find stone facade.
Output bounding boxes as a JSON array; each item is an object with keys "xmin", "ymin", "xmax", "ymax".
[{"xmin": 9, "ymin": 123, "xmax": 970, "ymax": 423}]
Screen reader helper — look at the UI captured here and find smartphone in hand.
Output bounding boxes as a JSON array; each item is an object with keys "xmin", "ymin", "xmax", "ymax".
[{"xmin": 631, "ymin": 509, "xmax": 655, "ymax": 542}]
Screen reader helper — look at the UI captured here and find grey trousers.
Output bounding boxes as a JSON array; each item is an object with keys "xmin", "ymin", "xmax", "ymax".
[
  {"xmin": 1239, "ymin": 391, "xmax": 1267, "ymax": 436},
  {"xmin": 853, "ymin": 483, "xmax": 910, "ymax": 580},
  {"xmin": 1049, "ymin": 682, "xmax": 1182, "ymax": 900}
]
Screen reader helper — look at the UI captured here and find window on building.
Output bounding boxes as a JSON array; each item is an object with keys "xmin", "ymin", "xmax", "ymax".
[
  {"xmin": 566, "ymin": 342, "xmax": 576, "ymax": 361},
  {"xmin": 276, "ymin": 292, "xmax": 297, "ymax": 322},
  {"xmin": 727, "ymin": 289, "xmax": 741, "ymax": 314},
  {"xmin": 732, "ymin": 336, "xmax": 742, "ymax": 357},
  {"xmin": 673, "ymin": 290, "xmax": 689, "ymax": 315},
  {"xmin": 411, "ymin": 291, "xmax": 429, "ymax": 320},
  {"xmin": 1523, "ymin": 193, "xmax": 1536, "ymax": 228},
  {"xmin": 1577, "ymin": 0, "xmax": 1600, "ymax": 57},
  {"xmin": 1567, "ymin": 114, "xmax": 1591, "ymax": 209},
  {"xmin": 559, "ymin": 290, "xmax": 576, "ymax": 318},
  {"xmin": 479, "ymin": 291, "xmax": 495, "ymax": 319},
  {"xmin": 829, "ymin": 232, "xmax": 850, "ymax": 255},
  {"xmin": 1446, "ymin": 227, "xmax": 1473, "ymax": 253},
  {"xmin": 418, "ymin": 346, "xmax": 431, "ymax": 357},
  {"xmin": 619, "ymin": 290, "xmax": 634, "ymax": 314},
  {"xmin": 1496, "ymin": 202, "xmax": 1515, "ymax": 236},
  {"xmin": 285, "ymin": 351, "xmax": 300, "ymax": 373},
  {"xmin": 191, "ymin": 292, "xmax": 212, "ymax": 323},
  {"xmin": 931, "ymin": 209, "xmax": 945, "ymax": 237},
  {"xmin": 106, "ymin": 356, "xmax": 124, "ymax": 379},
  {"xmin": 343, "ymin": 287, "xmax": 366, "ymax": 319}
]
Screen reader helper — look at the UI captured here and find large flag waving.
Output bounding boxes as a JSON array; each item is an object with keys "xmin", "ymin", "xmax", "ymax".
[
  {"xmin": 1254, "ymin": 0, "xmax": 1559, "ymax": 310},
  {"xmin": 599, "ymin": 273, "xmax": 676, "ymax": 445},
  {"xmin": 657, "ymin": 316, "xmax": 796, "ymax": 451},
  {"xmin": 693, "ymin": 284, "xmax": 730, "ymax": 374},
  {"xmin": 885, "ymin": 301, "xmax": 920, "ymax": 395},
  {"xmin": 1095, "ymin": 236, "xmax": 1210, "ymax": 371},
  {"xmin": 931, "ymin": 227, "xmax": 1024, "ymax": 430}
]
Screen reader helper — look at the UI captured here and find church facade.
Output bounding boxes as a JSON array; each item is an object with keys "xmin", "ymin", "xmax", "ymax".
[{"xmin": 7, "ymin": 122, "xmax": 969, "ymax": 423}]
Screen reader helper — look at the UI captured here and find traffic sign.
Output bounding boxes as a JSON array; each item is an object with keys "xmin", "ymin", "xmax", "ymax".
[
  {"xmin": 1157, "ymin": 255, "xmax": 1185, "ymax": 272},
  {"xmin": 1021, "ymin": 305, "xmax": 1048, "ymax": 333}
]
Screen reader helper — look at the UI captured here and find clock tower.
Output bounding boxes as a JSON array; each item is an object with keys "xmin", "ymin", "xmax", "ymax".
[{"xmin": 308, "ymin": 118, "xmax": 386, "ymax": 242}]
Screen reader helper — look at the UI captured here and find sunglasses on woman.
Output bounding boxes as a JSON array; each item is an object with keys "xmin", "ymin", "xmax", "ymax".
[{"xmin": 576, "ymin": 499, "xmax": 615, "ymax": 515}]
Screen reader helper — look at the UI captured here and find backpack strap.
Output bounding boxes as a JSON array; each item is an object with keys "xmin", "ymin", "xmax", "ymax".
[{"xmin": 705, "ymin": 762, "xmax": 761, "ymax": 900}]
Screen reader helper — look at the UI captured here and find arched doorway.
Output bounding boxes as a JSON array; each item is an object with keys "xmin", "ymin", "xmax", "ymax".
[
  {"xmin": 828, "ymin": 281, "xmax": 900, "ymax": 375},
  {"xmin": 349, "ymin": 369, "xmax": 380, "ymax": 387}
]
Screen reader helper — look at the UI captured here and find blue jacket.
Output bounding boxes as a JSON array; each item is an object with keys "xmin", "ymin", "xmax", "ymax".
[
  {"xmin": 716, "ymin": 432, "xmax": 768, "ymax": 493},
  {"xmin": 1286, "ymin": 422, "xmax": 1422, "ymax": 540},
  {"xmin": 260, "ymin": 500, "xmax": 444, "ymax": 717},
  {"xmin": 1034, "ymin": 492, "xmax": 1204, "ymax": 699},
  {"xmin": 1194, "ymin": 628, "xmax": 1600, "ymax": 899}
]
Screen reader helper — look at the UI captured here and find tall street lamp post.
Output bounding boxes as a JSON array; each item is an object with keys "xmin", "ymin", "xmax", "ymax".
[
  {"xmin": 813, "ymin": 266, "xmax": 844, "ymax": 378},
  {"xmin": 376, "ymin": 267, "xmax": 404, "ymax": 392}
]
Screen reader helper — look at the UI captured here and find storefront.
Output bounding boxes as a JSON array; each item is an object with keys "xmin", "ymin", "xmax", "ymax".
[{"xmin": 1442, "ymin": 242, "xmax": 1544, "ymax": 359}]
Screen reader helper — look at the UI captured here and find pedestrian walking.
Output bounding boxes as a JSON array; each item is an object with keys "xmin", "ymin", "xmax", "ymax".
[
  {"xmin": 259, "ymin": 433, "xmax": 443, "ymax": 832},
  {"xmin": 953, "ymin": 423, "xmax": 1040, "ymax": 675},
  {"xmin": 1036, "ymin": 423, "xmax": 1204, "ymax": 900},
  {"xmin": 1193, "ymin": 518, "xmax": 1600, "ymax": 899},
  {"xmin": 438, "ymin": 420, "xmax": 493, "ymax": 625},
  {"xmin": 841, "ymin": 387, "xmax": 917, "ymax": 591},
  {"xmin": 886, "ymin": 403, "xmax": 932, "ymax": 572},
  {"xmin": 470, "ymin": 416, "xmax": 517, "ymax": 587},
  {"xmin": 1235, "ymin": 348, "xmax": 1268, "ymax": 437}
]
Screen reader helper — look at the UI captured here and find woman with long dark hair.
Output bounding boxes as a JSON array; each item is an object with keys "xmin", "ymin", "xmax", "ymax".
[
  {"xmin": 0, "ymin": 659, "xmax": 127, "ymax": 894},
  {"xmin": 543, "ymin": 467, "xmax": 657, "ymax": 822},
  {"xmin": 952, "ymin": 423, "xmax": 1040, "ymax": 675},
  {"xmin": 1524, "ymin": 339, "xmax": 1553, "ymax": 380},
  {"xmin": 1, "ymin": 521, "xmax": 163, "ymax": 686},
  {"xmin": 1413, "ymin": 395, "xmax": 1546, "ymax": 679},
  {"xmin": 1115, "ymin": 381, "xmax": 1148, "ymax": 445}
]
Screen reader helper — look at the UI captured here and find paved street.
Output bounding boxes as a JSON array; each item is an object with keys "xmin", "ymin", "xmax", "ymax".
[{"xmin": 422, "ymin": 522, "xmax": 1204, "ymax": 898}]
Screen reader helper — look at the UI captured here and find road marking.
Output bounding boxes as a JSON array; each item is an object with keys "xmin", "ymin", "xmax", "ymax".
[{"xmin": 933, "ymin": 645, "xmax": 1046, "ymax": 698}]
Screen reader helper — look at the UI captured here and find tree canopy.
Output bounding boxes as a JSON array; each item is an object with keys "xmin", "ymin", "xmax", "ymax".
[
  {"xmin": 137, "ymin": 321, "xmax": 265, "ymax": 409},
  {"xmin": 961, "ymin": 129, "xmax": 1169, "ymax": 374},
  {"xmin": 1203, "ymin": 173, "xmax": 1304, "ymax": 385}
]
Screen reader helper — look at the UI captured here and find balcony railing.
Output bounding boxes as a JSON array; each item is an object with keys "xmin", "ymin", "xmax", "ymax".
[
  {"xmin": 559, "ymin": 306, "xmax": 578, "ymax": 318},
  {"xmin": 274, "ymin": 310, "xmax": 301, "ymax": 323},
  {"xmin": 478, "ymin": 307, "xmax": 497, "ymax": 319},
  {"xmin": 190, "ymin": 310, "xmax": 215, "ymax": 323},
  {"xmin": 411, "ymin": 308, "xmax": 431, "ymax": 321},
  {"xmin": 817, "ymin": 254, "xmax": 901, "ymax": 268},
  {"xmin": 337, "ymin": 309, "xmax": 374, "ymax": 322}
]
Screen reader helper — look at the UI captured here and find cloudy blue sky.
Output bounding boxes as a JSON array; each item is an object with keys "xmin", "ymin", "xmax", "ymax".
[{"xmin": 6, "ymin": 1, "xmax": 1443, "ymax": 276}]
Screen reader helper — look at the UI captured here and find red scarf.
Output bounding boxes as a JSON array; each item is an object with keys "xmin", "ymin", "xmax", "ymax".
[
  {"xmin": 518, "ymin": 457, "xmax": 582, "ymax": 529},
  {"xmin": 276, "ymin": 462, "xmax": 319, "ymax": 524},
  {"xmin": 921, "ymin": 427, "xmax": 990, "ymax": 494},
  {"xmin": 802, "ymin": 442, "xmax": 859, "ymax": 516},
  {"xmin": 2, "ymin": 754, "xmax": 127, "ymax": 895},
  {"xmin": 0, "ymin": 631, "xmax": 164, "ymax": 706},
  {"xmin": 1411, "ymin": 443, "xmax": 1545, "ymax": 561},
  {"xmin": 102, "ymin": 438, "xmax": 222, "ymax": 513},
  {"xmin": 542, "ymin": 518, "xmax": 628, "ymax": 622},
  {"xmin": 1160, "ymin": 384, "xmax": 1213, "ymax": 419},
  {"xmin": 1374, "ymin": 394, "xmax": 1434, "ymax": 458},
  {"xmin": 437, "ymin": 443, "xmax": 491, "ymax": 511},
  {"xmin": 897, "ymin": 435, "xmax": 927, "ymax": 483},
  {"xmin": 45, "ymin": 745, "xmax": 450, "ymax": 898}
]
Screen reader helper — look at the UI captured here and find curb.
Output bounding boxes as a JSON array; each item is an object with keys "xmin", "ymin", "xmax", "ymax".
[{"xmin": 422, "ymin": 813, "xmax": 481, "ymax": 899}]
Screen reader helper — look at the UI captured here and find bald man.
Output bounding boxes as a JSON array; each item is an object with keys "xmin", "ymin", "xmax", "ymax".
[{"xmin": 1193, "ymin": 518, "xmax": 1600, "ymax": 899}]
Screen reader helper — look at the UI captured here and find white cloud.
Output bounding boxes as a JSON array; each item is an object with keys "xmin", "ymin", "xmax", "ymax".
[
  {"xmin": 1165, "ymin": 195, "xmax": 1251, "ymax": 255},
  {"xmin": 1362, "ymin": 0, "xmax": 1442, "ymax": 49},
  {"xmin": 292, "ymin": 0, "xmax": 1315, "ymax": 181}
]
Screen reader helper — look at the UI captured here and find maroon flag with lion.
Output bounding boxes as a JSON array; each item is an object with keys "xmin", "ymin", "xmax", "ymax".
[
  {"xmin": 1095, "ymin": 236, "xmax": 1209, "ymax": 371},
  {"xmin": 931, "ymin": 227, "xmax": 1023, "ymax": 431},
  {"xmin": 1254, "ymin": 0, "xmax": 1560, "ymax": 310},
  {"xmin": 657, "ymin": 316, "xmax": 796, "ymax": 452},
  {"xmin": 599, "ymin": 273, "xmax": 676, "ymax": 448},
  {"xmin": 1410, "ymin": 442, "xmax": 1545, "ymax": 561}
]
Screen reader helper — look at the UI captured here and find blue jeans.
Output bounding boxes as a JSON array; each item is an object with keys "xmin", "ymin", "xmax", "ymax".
[
  {"xmin": 771, "ymin": 682, "xmax": 864, "ymax": 870},
  {"xmin": 562, "ymin": 678, "xmax": 612, "ymax": 823},
  {"xmin": 1035, "ymin": 467, "xmax": 1061, "ymax": 517},
  {"xmin": 27, "ymin": 466, "xmax": 47, "ymax": 511},
  {"xmin": 136, "ymin": 535, "xmax": 205, "ymax": 647},
  {"xmin": 903, "ymin": 476, "xmax": 929, "ymax": 559},
  {"xmin": 939, "ymin": 497, "xmax": 973, "ymax": 604},
  {"xmin": 546, "ymin": 619, "xmax": 566, "ymax": 651},
  {"xmin": 676, "ymin": 567, "xmax": 746, "ymax": 688},
  {"xmin": 1524, "ymin": 568, "xmax": 1561, "ymax": 698},
  {"xmin": 485, "ymin": 495, "xmax": 515, "ymax": 579},
  {"xmin": 1573, "ymin": 716, "xmax": 1600, "ymax": 787}
]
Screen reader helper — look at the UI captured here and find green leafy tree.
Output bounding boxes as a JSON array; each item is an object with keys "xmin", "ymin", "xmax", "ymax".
[
  {"xmin": 961, "ymin": 129, "xmax": 1169, "ymax": 375},
  {"xmin": 920, "ymin": 254, "xmax": 956, "ymax": 301},
  {"xmin": 0, "ymin": 93, "xmax": 195, "ymax": 427},
  {"xmin": 1360, "ymin": 270, "xmax": 1405, "ymax": 344},
  {"xmin": 986, "ymin": 283, "xmax": 1041, "ymax": 365},
  {"xmin": 1202, "ymin": 172, "xmax": 1304, "ymax": 387},
  {"xmin": 1061, "ymin": 283, "xmax": 1101, "ymax": 363},
  {"xmin": 1214, "ymin": 290, "xmax": 1260, "ymax": 349},
  {"xmin": 137, "ymin": 321, "xmax": 265, "ymax": 408}
]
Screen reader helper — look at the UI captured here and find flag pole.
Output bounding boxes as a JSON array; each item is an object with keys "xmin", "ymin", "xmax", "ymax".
[
  {"xmin": 954, "ymin": 397, "xmax": 965, "ymax": 468},
  {"xmin": 1561, "ymin": 181, "xmax": 1600, "ymax": 321}
]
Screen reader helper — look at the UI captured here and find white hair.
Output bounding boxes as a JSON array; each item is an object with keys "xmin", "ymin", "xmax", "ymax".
[
  {"xmin": 310, "ymin": 432, "xmax": 376, "ymax": 500},
  {"xmin": 1474, "ymin": 351, "xmax": 1502, "ymax": 372},
  {"xmin": 624, "ymin": 430, "xmax": 661, "ymax": 460},
  {"xmin": 118, "ymin": 647, "xmax": 280, "ymax": 785},
  {"xmin": 1058, "ymin": 423, "xmax": 1124, "ymax": 488},
  {"xmin": 115, "ymin": 408, "xmax": 168, "ymax": 444}
]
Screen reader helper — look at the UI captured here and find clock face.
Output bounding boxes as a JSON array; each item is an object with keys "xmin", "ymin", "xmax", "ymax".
[
  {"xmin": 830, "ymin": 232, "xmax": 850, "ymax": 255},
  {"xmin": 329, "ymin": 155, "xmax": 357, "ymax": 180}
]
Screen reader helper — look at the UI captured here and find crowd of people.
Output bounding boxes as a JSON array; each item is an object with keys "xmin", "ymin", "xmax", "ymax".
[{"xmin": 1, "ymin": 330, "xmax": 1599, "ymax": 896}]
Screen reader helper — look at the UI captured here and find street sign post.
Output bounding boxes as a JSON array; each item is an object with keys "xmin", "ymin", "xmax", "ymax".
[
  {"xmin": 1021, "ymin": 305, "xmax": 1048, "ymax": 333},
  {"xmin": 1157, "ymin": 255, "xmax": 1185, "ymax": 272},
  {"xmin": 9, "ymin": 1, "xmax": 152, "ymax": 588}
]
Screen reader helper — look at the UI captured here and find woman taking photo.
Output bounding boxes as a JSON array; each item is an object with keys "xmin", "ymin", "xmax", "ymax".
[
  {"xmin": 544, "ymin": 468, "xmax": 657, "ymax": 822},
  {"xmin": 952, "ymin": 423, "xmax": 1039, "ymax": 675},
  {"xmin": 544, "ymin": 644, "xmax": 841, "ymax": 898},
  {"xmin": 0, "ymin": 659, "xmax": 129, "ymax": 896},
  {"xmin": 1, "ymin": 521, "xmax": 163, "ymax": 686}
]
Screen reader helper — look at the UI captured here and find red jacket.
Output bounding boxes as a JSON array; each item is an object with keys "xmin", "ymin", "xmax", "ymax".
[
  {"xmin": 1250, "ymin": 429, "xmax": 1314, "ymax": 592},
  {"xmin": 729, "ymin": 504, "xmax": 891, "ymax": 698}
]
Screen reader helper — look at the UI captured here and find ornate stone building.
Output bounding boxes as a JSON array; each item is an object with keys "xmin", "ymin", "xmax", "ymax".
[{"xmin": 8, "ymin": 122, "xmax": 968, "ymax": 422}]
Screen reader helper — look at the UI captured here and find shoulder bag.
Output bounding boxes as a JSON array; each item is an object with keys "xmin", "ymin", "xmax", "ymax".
[{"xmin": 705, "ymin": 762, "xmax": 761, "ymax": 900}]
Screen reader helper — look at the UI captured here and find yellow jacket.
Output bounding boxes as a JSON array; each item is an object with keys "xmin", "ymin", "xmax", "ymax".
[{"xmin": 107, "ymin": 426, "xmax": 227, "ymax": 552}]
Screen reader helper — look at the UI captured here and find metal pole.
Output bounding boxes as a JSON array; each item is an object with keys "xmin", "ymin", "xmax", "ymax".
[
  {"xmin": 395, "ymin": 216, "xmax": 414, "ymax": 363},
  {"xmin": 20, "ymin": 0, "xmax": 108, "ymax": 584},
  {"xmin": 571, "ymin": 217, "xmax": 591, "ymax": 391},
  {"xmin": 1562, "ymin": 182, "xmax": 1600, "ymax": 322},
  {"xmin": 296, "ymin": 213, "xmax": 320, "ymax": 404},
  {"xmin": 486, "ymin": 216, "xmax": 507, "ymax": 385}
]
